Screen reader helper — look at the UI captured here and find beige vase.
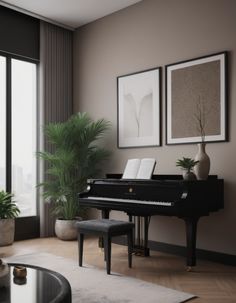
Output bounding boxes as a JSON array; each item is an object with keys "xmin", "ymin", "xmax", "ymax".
[
  {"xmin": 55, "ymin": 219, "xmax": 79, "ymax": 241},
  {"xmin": 194, "ymin": 143, "xmax": 210, "ymax": 180},
  {"xmin": 0, "ymin": 219, "xmax": 15, "ymax": 246}
]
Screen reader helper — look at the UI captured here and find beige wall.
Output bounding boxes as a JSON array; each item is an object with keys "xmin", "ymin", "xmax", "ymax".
[{"xmin": 73, "ymin": 0, "xmax": 236, "ymax": 255}]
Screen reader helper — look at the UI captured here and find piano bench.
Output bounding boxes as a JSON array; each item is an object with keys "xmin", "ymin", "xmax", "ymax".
[{"xmin": 76, "ymin": 219, "xmax": 135, "ymax": 274}]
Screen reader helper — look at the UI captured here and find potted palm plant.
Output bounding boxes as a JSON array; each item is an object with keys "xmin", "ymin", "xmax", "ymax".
[
  {"xmin": 0, "ymin": 190, "xmax": 20, "ymax": 246},
  {"xmin": 176, "ymin": 157, "xmax": 199, "ymax": 181},
  {"xmin": 38, "ymin": 112, "xmax": 110, "ymax": 240}
]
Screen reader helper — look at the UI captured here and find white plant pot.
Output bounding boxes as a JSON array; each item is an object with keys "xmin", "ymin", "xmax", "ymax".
[
  {"xmin": 0, "ymin": 219, "xmax": 15, "ymax": 247},
  {"xmin": 55, "ymin": 218, "xmax": 79, "ymax": 241}
]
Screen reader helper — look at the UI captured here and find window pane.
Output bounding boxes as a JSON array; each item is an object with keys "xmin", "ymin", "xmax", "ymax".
[
  {"xmin": 0, "ymin": 56, "xmax": 6, "ymax": 190},
  {"xmin": 11, "ymin": 59, "xmax": 37, "ymax": 217}
]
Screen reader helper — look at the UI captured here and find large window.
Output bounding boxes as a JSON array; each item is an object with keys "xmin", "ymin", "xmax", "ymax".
[
  {"xmin": 0, "ymin": 55, "xmax": 37, "ymax": 217},
  {"xmin": 11, "ymin": 59, "xmax": 37, "ymax": 216},
  {"xmin": 0, "ymin": 56, "xmax": 6, "ymax": 190}
]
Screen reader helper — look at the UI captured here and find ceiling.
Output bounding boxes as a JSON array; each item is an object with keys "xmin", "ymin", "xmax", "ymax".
[{"xmin": 0, "ymin": 0, "xmax": 142, "ymax": 29}]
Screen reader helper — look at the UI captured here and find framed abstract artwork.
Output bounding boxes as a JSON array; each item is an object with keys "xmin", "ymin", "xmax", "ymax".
[
  {"xmin": 117, "ymin": 67, "xmax": 161, "ymax": 148},
  {"xmin": 166, "ymin": 52, "xmax": 227, "ymax": 145}
]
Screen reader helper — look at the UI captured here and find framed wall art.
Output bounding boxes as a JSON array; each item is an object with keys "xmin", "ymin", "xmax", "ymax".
[
  {"xmin": 166, "ymin": 52, "xmax": 227, "ymax": 145},
  {"xmin": 117, "ymin": 67, "xmax": 161, "ymax": 148}
]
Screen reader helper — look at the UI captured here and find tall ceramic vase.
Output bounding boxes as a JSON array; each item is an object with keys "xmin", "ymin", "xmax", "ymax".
[{"xmin": 194, "ymin": 143, "xmax": 210, "ymax": 180}]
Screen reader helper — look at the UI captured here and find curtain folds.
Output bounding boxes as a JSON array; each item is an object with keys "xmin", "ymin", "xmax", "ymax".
[{"xmin": 39, "ymin": 21, "xmax": 73, "ymax": 237}]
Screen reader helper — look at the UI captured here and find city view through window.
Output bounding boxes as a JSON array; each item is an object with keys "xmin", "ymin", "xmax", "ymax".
[
  {"xmin": 0, "ymin": 56, "xmax": 6, "ymax": 190},
  {"xmin": 0, "ymin": 56, "xmax": 37, "ymax": 217}
]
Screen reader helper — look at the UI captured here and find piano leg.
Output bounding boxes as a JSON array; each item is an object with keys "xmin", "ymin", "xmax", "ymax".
[
  {"xmin": 184, "ymin": 217, "xmax": 199, "ymax": 267},
  {"xmin": 102, "ymin": 209, "xmax": 110, "ymax": 219}
]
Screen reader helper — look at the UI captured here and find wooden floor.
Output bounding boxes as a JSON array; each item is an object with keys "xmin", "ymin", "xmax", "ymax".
[{"xmin": 1, "ymin": 237, "xmax": 236, "ymax": 302}]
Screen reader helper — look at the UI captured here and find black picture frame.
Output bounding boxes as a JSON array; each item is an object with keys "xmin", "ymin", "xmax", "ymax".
[
  {"xmin": 117, "ymin": 67, "xmax": 161, "ymax": 148},
  {"xmin": 165, "ymin": 52, "xmax": 228, "ymax": 145}
]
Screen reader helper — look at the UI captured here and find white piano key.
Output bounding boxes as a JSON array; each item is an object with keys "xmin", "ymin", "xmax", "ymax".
[{"xmin": 87, "ymin": 196, "xmax": 173, "ymax": 207}]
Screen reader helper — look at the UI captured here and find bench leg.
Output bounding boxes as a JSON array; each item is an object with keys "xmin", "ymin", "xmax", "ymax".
[
  {"xmin": 78, "ymin": 233, "xmax": 84, "ymax": 267},
  {"xmin": 104, "ymin": 235, "xmax": 111, "ymax": 274},
  {"xmin": 127, "ymin": 230, "xmax": 133, "ymax": 268}
]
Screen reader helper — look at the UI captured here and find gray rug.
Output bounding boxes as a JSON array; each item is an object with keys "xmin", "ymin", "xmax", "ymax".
[{"xmin": 5, "ymin": 253, "xmax": 196, "ymax": 303}]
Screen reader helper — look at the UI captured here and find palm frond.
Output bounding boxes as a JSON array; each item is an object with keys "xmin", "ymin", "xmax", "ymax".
[
  {"xmin": 37, "ymin": 112, "xmax": 111, "ymax": 219},
  {"xmin": 176, "ymin": 157, "xmax": 199, "ymax": 171},
  {"xmin": 0, "ymin": 190, "xmax": 20, "ymax": 219},
  {"xmin": 44, "ymin": 123, "xmax": 67, "ymax": 147}
]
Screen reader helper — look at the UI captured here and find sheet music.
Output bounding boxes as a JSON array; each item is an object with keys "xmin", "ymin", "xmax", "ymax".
[
  {"xmin": 122, "ymin": 158, "xmax": 156, "ymax": 179},
  {"xmin": 122, "ymin": 159, "xmax": 141, "ymax": 179},
  {"xmin": 136, "ymin": 158, "xmax": 156, "ymax": 179}
]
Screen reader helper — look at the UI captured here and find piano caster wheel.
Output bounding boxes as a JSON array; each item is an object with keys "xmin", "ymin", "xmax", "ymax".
[{"xmin": 186, "ymin": 266, "xmax": 192, "ymax": 272}]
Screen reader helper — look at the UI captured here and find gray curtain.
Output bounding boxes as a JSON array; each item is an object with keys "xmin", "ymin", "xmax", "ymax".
[{"xmin": 39, "ymin": 21, "xmax": 73, "ymax": 237}]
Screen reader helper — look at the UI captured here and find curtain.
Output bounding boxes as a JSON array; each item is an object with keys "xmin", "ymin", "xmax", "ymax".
[{"xmin": 39, "ymin": 20, "xmax": 73, "ymax": 237}]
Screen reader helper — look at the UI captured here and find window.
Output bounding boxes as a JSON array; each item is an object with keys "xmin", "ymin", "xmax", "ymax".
[
  {"xmin": 0, "ymin": 56, "xmax": 6, "ymax": 190},
  {"xmin": 11, "ymin": 59, "xmax": 37, "ymax": 216},
  {"xmin": 0, "ymin": 54, "xmax": 37, "ymax": 217}
]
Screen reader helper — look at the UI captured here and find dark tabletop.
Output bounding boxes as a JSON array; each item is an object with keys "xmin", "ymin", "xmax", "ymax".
[{"xmin": 0, "ymin": 263, "xmax": 71, "ymax": 303}]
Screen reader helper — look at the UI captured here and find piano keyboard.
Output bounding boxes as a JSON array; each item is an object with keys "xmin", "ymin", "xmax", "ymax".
[{"xmin": 87, "ymin": 196, "xmax": 174, "ymax": 207}]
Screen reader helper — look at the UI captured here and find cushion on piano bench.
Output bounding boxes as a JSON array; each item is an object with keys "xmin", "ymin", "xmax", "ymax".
[{"xmin": 76, "ymin": 219, "xmax": 134, "ymax": 234}]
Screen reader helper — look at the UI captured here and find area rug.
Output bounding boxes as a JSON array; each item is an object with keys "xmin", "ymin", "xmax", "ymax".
[{"xmin": 5, "ymin": 253, "xmax": 196, "ymax": 303}]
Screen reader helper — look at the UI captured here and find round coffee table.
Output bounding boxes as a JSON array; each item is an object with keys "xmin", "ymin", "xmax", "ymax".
[{"xmin": 0, "ymin": 263, "xmax": 71, "ymax": 303}]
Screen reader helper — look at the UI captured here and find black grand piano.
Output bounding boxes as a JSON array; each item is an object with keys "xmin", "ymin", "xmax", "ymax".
[{"xmin": 78, "ymin": 174, "xmax": 224, "ymax": 268}]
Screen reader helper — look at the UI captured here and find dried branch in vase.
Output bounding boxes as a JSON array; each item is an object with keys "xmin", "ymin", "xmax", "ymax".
[{"xmin": 194, "ymin": 97, "xmax": 208, "ymax": 142}]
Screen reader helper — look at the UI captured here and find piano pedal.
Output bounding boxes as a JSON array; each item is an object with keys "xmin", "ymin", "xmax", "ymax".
[
  {"xmin": 134, "ymin": 251, "xmax": 143, "ymax": 257},
  {"xmin": 186, "ymin": 266, "xmax": 192, "ymax": 272},
  {"xmin": 132, "ymin": 246, "xmax": 149, "ymax": 257}
]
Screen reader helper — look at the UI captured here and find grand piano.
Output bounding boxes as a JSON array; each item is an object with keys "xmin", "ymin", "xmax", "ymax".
[{"xmin": 78, "ymin": 174, "xmax": 224, "ymax": 268}]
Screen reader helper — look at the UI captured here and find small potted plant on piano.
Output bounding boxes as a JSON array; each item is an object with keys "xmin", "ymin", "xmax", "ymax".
[{"xmin": 176, "ymin": 157, "xmax": 199, "ymax": 181}]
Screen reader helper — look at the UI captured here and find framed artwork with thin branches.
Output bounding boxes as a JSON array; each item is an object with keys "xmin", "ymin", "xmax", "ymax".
[
  {"xmin": 165, "ymin": 52, "xmax": 227, "ymax": 145},
  {"xmin": 117, "ymin": 67, "xmax": 161, "ymax": 148}
]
